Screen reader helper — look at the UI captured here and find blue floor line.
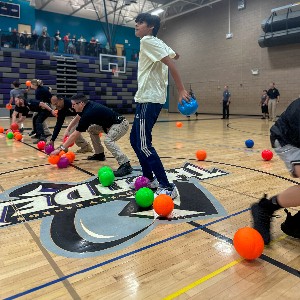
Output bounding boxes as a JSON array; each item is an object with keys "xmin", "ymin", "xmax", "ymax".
[{"xmin": 5, "ymin": 208, "xmax": 250, "ymax": 300}]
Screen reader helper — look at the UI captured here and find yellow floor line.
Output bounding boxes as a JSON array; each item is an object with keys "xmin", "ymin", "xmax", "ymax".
[
  {"xmin": 164, "ymin": 234, "xmax": 288, "ymax": 300},
  {"xmin": 163, "ymin": 258, "xmax": 244, "ymax": 300}
]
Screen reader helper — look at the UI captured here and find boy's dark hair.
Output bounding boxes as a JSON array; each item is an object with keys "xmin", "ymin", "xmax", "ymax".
[
  {"xmin": 135, "ymin": 13, "xmax": 160, "ymax": 37},
  {"xmin": 263, "ymin": 89, "xmax": 267, "ymax": 93},
  {"xmin": 12, "ymin": 80, "xmax": 20, "ymax": 87},
  {"xmin": 71, "ymin": 94, "xmax": 88, "ymax": 103}
]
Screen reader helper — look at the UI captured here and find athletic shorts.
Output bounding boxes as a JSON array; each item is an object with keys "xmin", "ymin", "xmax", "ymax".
[
  {"xmin": 14, "ymin": 105, "xmax": 29, "ymax": 117},
  {"xmin": 261, "ymin": 105, "xmax": 268, "ymax": 114},
  {"xmin": 273, "ymin": 139, "xmax": 300, "ymax": 176}
]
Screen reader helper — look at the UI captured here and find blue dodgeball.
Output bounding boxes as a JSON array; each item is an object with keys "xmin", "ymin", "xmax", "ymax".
[
  {"xmin": 178, "ymin": 97, "xmax": 198, "ymax": 116},
  {"xmin": 245, "ymin": 139, "xmax": 254, "ymax": 148}
]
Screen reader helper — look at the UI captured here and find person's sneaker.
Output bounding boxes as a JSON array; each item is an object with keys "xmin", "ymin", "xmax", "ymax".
[
  {"xmin": 19, "ymin": 127, "xmax": 24, "ymax": 133},
  {"xmin": 28, "ymin": 130, "xmax": 36, "ymax": 136},
  {"xmin": 32, "ymin": 136, "xmax": 47, "ymax": 144},
  {"xmin": 155, "ymin": 183, "xmax": 178, "ymax": 199},
  {"xmin": 250, "ymin": 196, "xmax": 275, "ymax": 245},
  {"xmin": 87, "ymin": 153, "xmax": 106, "ymax": 161},
  {"xmin": 114, "ymin": 162, "xmax": 133, "ymax": 177},
  {"xmin": 281, "ymin": 209, "xmax": 300, "ymax": 239},
  {"xmin": 76, "ymin": 144, "xmax": 93, "ymax": 153},
  {"xmin": 128, "ymin": 177, "xmax": 159, "ymax": 190}
]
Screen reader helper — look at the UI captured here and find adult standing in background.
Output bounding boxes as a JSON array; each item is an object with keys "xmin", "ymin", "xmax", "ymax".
[
  {"xmin": 267, "ymin": 82, "xmax": 280, "ymax": 122},
  {"xmin": 221, "ymin": 85, "xmax": 231, "ymax": 119},
  {"xmin": 63, "ymin": 33, "xmax": 70, "ymax": 53},
  {"xmin": 53, "ymin": 30, "xmax": 61, "ymax": 52}
]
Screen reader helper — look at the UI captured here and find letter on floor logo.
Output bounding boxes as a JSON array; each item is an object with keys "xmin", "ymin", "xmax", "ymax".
[{"xmin": 0, "ymin": 163, "xmax": 229, "ymax": 258}]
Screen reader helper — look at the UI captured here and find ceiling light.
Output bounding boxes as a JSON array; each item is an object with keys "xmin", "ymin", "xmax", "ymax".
[{"xmin": 151, "ymin": 8, "xmax": 164, "ymax": 15}]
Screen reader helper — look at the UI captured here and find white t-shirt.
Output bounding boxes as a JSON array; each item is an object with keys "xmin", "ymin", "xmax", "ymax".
[{"xmin": 134, "ymin": 35, "xmax": 176, "ymax": 104}]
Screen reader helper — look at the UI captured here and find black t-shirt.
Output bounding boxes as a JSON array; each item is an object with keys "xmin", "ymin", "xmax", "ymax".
[
  {"xmin": 270, "ymin": 98, "xmax": 300, "ymax": 147},
  {"xmin": 35, "ymin": 86, "xmax": 52, "ymax": 103},
  {"xmin": 267, "ymin": 88, "xmax": 280, "ymax": 100},
  {"xmin": 14, "ymin": 105, "xmax": 30, "ymax": 117},
  {"xmin": 51, "ymin": 98, "xmax": 76, "ymax": 142},
  {"xmin": 76, "ymin": 101, "xmax": 122, "ymax": 133}
]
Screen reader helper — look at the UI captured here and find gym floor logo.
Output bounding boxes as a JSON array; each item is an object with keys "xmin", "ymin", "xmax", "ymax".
[{"xmin": 0, "ymin": 163, "xmax": 228, "ymax": 258}]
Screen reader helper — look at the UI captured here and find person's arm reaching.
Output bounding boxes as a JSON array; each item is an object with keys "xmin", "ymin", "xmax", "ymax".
[{"xmin": 161, "ymin": 56, "xmax": 189, "ymax": 104}]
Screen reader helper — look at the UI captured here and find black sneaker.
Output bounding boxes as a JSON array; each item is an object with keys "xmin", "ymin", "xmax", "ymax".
[
  {"xmin": 281, "ymin": 209, "xmax": 300, "ymax": 239},
  {"xmin": 114, "ymin": 162, "xmax": 133, "ymax": 177},
  {"xmin": 28, "ymin": 130, "xmax": 36, "ymax": 136},
  {"xmin": 250, "ymin": 196, "xmax": 275, "ymax": 245},
  {"xmin": 87, "ymin": 153, "xmax": 106, "ymax": 161},
  {"xmin": 19, "ymin": 127, "xmax": 24, "ymax": 133}
]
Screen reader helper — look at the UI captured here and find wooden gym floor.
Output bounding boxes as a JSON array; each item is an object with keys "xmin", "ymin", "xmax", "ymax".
[{"xmin": 0, "ymin": 113, "xmax": 299, "ymax": 299}]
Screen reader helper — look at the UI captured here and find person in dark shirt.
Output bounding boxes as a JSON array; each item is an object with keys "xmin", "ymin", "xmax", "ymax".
[
  {"xmin": 50, "ymin": 94, "xmax": 132, "ymax": 177},
  {"xmin": 251, "ymin": 98, "xmax": 300, "ymax": 245},
  {"xmin": 267, "ymin": 82, "xmax": 280, "ymax": 122},
  {"xmin": 53, "ymin": 30, "xmax": 61, "ymax": 52},
  {"xmin": 221, "ymin": 85, "xmax": 231, "ymax": 119},
  {"xmin": 29, "ymin": 79, "xmax": 52, "ymax": 143},
  {"xmin": 40, "ymin": 95, "xmax": 93, "ymax": 153},
  {"xmin": 14, "ymin": 95, "xmax": 49, "ymax": 129},
  {"xmin": 13, "ymin": 95, "xmax": 30, "ymax": 127}
]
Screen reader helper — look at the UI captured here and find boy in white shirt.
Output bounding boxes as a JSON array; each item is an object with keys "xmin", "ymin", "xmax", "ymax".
[{"xmin": 130, "ymin": 13, "xmax": 189, "ymax": 199}]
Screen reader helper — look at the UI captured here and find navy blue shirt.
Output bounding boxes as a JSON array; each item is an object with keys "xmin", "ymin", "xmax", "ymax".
[
  {"xmin": 76, "ymin": 101, "xmax": 122, "ymax": 133},
  {"xmin": 35, "ymin": 86, "xmax": 52, "ymax": 103},
  {"xmin": 51, "ymin": 98, "xmax": 76, "ymax": 142},
  {"xmin": 223, "ymin": 90, "xmax": 231, "ymax": 102},
  {"xmin": 267, "ymin": 88, "xmax": 280, "ymax": 100}
]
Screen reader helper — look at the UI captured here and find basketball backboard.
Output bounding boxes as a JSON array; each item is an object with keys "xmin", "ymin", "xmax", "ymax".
[{"xmin": 99, "ymin": 54, "xmax": 126, "ymax": 74}]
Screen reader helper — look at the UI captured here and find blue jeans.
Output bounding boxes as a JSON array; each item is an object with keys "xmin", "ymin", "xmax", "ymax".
[{"xmin": 130, "ymin": 103, "xmax": 170, "ymax": 187}]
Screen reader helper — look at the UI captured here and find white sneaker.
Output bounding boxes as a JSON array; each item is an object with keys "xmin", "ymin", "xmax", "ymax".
[
  {"xmin": 155, "ymin": 184, "xmax": 178, "ymax": 199},
  {"xmin": 128, "ymin": 177, "xmax": 159, "ymax": 190}
]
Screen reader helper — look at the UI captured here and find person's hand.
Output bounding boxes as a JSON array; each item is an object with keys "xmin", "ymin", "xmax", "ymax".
[
  {"xmin": 178, "ymin": 89, "xmax": 190, "ymax": 105},
  {"xmin": 51, "ymin": 109, "xmax": 57, "ymax": 117},
  {"xmin": 50, "ymin": 149, "xmax": 60, "ymax": 156},
  {"xmin": 174, "ymin": 52, "xmax": 180, "ymax": 60},
  {"xmin": 47, "ymin": 140, "xmax": 54, "ymax": 147}
]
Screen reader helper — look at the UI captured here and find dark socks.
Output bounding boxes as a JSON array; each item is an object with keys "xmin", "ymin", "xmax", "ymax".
[{"xmin": 263, "ymin": 195, "xmax": 282, "ymax": 213}]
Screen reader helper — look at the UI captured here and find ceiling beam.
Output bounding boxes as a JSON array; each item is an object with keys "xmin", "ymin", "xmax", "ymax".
[
  {"xmin": 69, "ymin": 0, "xmax": 92, "ymax": 16},
  {"xmin": 39, "ymin": 0, "xmax": 53, "ymax": 9},
  {"xmin": 164, "ymin": 0, "xmax": 223, "ymax": 21}
]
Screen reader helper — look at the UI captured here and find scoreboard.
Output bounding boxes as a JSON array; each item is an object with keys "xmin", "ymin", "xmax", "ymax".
[{"xmin": 0, "ymin": 1, "xmax": 20, "ymax": 19}]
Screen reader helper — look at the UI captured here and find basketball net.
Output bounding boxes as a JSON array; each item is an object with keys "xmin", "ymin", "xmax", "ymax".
[{"xmin": 112, "ymin": 67, "xmax": 119, "ymax": 77}]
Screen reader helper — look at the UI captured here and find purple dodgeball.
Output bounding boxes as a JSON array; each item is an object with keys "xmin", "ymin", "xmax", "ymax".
[
  {"xmin": 45, "ymin": 144, "xmax": 55, "ymax": 155},
  {"xmin": 134, "ymin": 176, "xmax": 150, "ymax": 190},
  {"xmin": 57, "ymin": 156, "xmax": 70, "ymax": 169}
]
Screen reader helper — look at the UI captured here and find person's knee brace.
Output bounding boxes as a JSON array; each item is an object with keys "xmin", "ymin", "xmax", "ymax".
[{"xmin": 290, "ymin": 161, "xmax": 300, "ymax": 178}]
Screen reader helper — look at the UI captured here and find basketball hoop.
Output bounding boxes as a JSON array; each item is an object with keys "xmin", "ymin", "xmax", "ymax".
[{"xmin": 112, "ymin": 68, "xmax": 119, "ymax": 77}]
